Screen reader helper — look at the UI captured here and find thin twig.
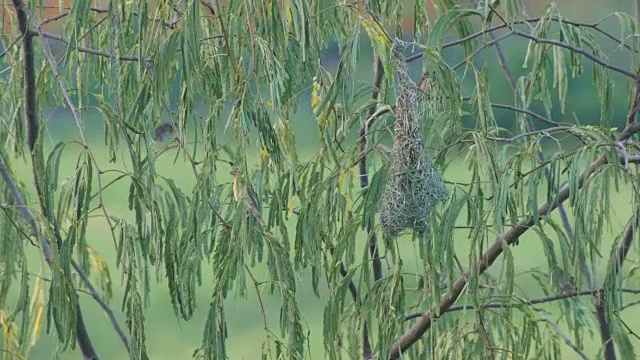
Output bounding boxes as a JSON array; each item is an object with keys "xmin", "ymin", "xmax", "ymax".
[
  {"xmin": 476, "ymin": 311, "xmax": 496, "ymax": 360},
  {"xmin": 404, "ymin": 288, "xmax": 640, "ymax": 320},
  {"xmin": 32, "ymin": 30, "xmax": 146, "ymax": 63},
  {"xmin": 539, "ymin": 313, "xmax": 590, "ymax": 360},
  {"xmin": 361, "ymin": 57, "xmax": 384, "ymax": 284},
  {"xmin": 405, "ymin": 16, "xmax": 637, "ymax": 63},
  {"xmin": 485, "ymin": 126, "xmax": 572, "ymax": 142},
  {"xmin": 453, "ymin": 31, "xmax": 515, "ymax": 70},
  {"xmin": 244, "ymin": 264, "xmax": 269, "ymax": 330},
  {"xmin": 0, "ymin": 35, "xmax": 23, "ymax": 59},
  {"xmin": 33, "ymin": 6, "xmax": 121, "ymax": 275},
  {"xmin": 512, "ymin": 30, "xmax": 636, "ymax": 79},
  {"xmin": 71, "ymin": 260, "xmax": 131, "ymax": 353},
  {"xmin": 618, "ymin": 299, "xmax": 640, "ymax": 312},
  {"xmin": 461, "ymin": 97, "xmax": 563, "ymax": 126}
]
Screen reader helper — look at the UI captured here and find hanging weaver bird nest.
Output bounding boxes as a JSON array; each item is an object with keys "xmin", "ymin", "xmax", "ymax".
[{"xmin": 379, "ymin": 40, "xmax": 448, "ymax": 238}]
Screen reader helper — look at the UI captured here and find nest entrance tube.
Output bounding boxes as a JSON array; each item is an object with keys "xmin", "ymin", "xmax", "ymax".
[{"xmin": 379, "ymin": 40, "xmax": 448, "ymax": 238}]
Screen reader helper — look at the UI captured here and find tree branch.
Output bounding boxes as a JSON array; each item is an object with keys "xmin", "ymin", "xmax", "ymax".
[
  {"xmin": 388, "ymin": 121, "xmax": 640, "ymax": 359},
  {"xmin": 0, "ymin": 34, "xmax": 23, "ymax": 60},
  {"xmin": 452, "ymin": 31, "xmax": 515, "ymax": 70},
  {"xmin": 38, "ymin": 7, "xmax": 109, "ymax": 27},
  {"xmin": 71, "ymin": 261, "xmax": 131, "ymax": 353},
  {"xmin": 404, "ymin": 288, "xmax": 640, "ymax": 320}
]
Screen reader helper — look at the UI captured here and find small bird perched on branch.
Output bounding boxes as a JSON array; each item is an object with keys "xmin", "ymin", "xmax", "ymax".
[
  {"xmin": 152, "ymin": 122, "xmax": 176, "ymax": 146},
  {"xmin": 229, "ymin": 168, "xmax": 266, "ymax": 227}
]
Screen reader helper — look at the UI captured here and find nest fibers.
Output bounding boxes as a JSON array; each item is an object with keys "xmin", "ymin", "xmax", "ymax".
[{"xmin": 379, "ymin": 40, "xmax": 448, "ymax": 238}]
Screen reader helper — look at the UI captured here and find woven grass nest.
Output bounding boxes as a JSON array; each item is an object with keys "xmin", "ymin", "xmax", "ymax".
[{"xmin": 379, "ymin": 39, "xmax": 448, "ymax": 238}]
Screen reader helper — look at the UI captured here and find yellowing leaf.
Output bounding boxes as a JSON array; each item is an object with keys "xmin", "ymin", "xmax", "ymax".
[
  {"xmin": 359, "ymin": 16, "xmax": 390, "ymax": 50},
  {"xmin": 337, "ymin": 170, "xmax": 345, "ymax": 187},
  {"xmin": 287, "ymin": 195, "xmax": 296, "ymax": 215},
  {"xmin": 29, "ymin": 274, "xmax": 46, "ymax": 347}
]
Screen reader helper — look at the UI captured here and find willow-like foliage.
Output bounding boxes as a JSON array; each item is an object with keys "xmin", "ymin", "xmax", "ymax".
[{"xmin": 1, "ymin": 0, "xmax": 640, "ymax": 359}]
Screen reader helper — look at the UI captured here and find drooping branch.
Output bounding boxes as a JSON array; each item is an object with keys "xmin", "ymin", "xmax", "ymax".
[{"xmin": 388, "ymin": 121, "xmax": 640, "ymax": 359}]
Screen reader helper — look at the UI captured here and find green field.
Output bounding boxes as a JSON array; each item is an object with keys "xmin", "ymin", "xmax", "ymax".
[{"xmin": 2, "ymin": 118, "xmax": 637, "ymax": 360}]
